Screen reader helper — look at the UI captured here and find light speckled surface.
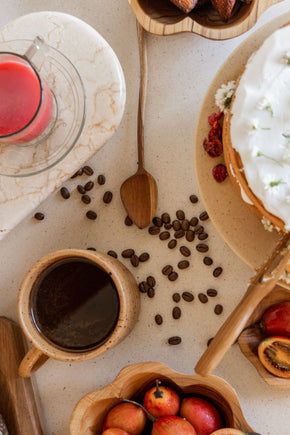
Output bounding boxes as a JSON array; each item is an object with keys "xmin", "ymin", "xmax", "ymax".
[{"xmin": 0, "ymin": 1, "xmax": 289, "ymax": 435}]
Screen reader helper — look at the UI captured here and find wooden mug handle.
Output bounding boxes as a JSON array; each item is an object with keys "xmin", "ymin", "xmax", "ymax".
[{"xmin": 18, "ymin": 347, "xmax": 49, "ymax": 378}]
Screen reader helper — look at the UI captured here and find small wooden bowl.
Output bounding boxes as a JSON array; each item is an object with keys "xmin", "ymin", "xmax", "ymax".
[
  {"xmin": 70, "ymin": 361, "xmax": 255, "ymax": 434},
  {"xmin": 128, "ymin": 0, "xmax": 282, "ymax": 40},
  {"xmin": 238, "ymin": 285, "xmax": 290, "ymax": 388}
]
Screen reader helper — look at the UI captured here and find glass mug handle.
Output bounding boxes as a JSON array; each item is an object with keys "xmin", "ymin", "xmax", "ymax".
[
  {"xmin": 18, "ymin": 346, "xmax": 49, "ymax": 378},
  {"xmin": 24, "ymin": 35, "xmax": 48, "ymax": 71}
]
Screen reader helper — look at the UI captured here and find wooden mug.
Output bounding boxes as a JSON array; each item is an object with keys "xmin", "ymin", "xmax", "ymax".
[{"xmin": 17, "ymin": 249, "xmax": 140, "ymax": 378}]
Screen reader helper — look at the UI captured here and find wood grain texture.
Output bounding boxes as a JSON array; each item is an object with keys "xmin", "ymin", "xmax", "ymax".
[
  {"xmin": 0, "ymin": 317, "xmax": 43, "ymax": 434},
  {"xmin": 128, "ymin": 0, "xmax": 282, "ymax": 39},
  {"xmin": 70, "ymin": 361, "xmax": 254, "ymax": 434}
]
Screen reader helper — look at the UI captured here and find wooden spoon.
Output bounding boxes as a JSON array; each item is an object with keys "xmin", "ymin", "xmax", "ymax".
[{"xmin": 120, "ymin": 21, "xmax": 158, "ymax": 229}]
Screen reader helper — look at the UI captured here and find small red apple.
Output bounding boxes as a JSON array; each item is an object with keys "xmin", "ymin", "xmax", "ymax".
[
  {"xmin": 143, "ymin": 380, "xmax": 180, "ymax": 418},
  {"xmin": 180, "ymin": 397, "xmax": 223, "ymax": 435},
  {"xmin": 102, "ymin": 429, "xmax": 131, "ymax": 435},
  {"xmin": 103, "ymin": 402, "xmax": 146, "ymax": 435},
  {"xmin": 152, "ymin": 415, "xmax": 197, "ymax": 435}
]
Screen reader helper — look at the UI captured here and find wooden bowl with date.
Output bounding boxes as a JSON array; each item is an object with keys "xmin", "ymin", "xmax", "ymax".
[
  {"xmin": 128, "ymin": 0, "xmax": 282, "ymax": 39},
  {"xmin": 70, "ymin": 361, "xmax": 255, "ymax": 434}
]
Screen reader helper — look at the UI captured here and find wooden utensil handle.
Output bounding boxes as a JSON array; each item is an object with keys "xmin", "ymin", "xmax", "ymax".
[
  {"xmin": 18, "ymin": 347, "xmax": 49, "ymax": 378},
  {"xmin": 136, "ymin": 20, "xmax": 147, "ymax": 171}
]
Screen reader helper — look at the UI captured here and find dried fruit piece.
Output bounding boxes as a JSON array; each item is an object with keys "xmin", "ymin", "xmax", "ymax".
[
  {"xmin": 258, "ymin": 336, "xmax": 290, "ymax": 379},
  {"xmin": 208, "ymin": 121, "xmax": 222, "ymax": 140},
  {"xmin": 208, "ymin": 111, "xmax": 223, "ymax": 126},
  {"xmin": 203, "ymin": 138, "xmax": 223, "ymax": 158},
  {"xmin": 210, "ymin": 0, "xmax": 236, "ymax": 21},
  {"xmin": 212, "ymin": 164, "xmax": 228, "ymax": 182},
  {"xmin": 169, "ymin": 0, "xmax": 199, "ymax": 13}
]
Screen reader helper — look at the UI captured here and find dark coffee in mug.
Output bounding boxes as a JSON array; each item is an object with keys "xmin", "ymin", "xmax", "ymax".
[{"xmin": 29, "ymin": 257, "xmax": 120, "ymax": 352}]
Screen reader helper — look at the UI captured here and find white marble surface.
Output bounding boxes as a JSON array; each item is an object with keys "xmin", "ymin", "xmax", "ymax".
[{"xmin": 0, "ymin": 1, "xmax": 290, "ymax": 435}]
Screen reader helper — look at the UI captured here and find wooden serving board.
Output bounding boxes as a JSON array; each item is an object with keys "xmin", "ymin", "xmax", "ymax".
[{"xmin": 0, "ymin": 317, "xmax": 43, "ymax": 434}]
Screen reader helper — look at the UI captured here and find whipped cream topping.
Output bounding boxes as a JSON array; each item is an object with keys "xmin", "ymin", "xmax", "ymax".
[{"xmin": 230, "ymin": 26, "xmax": 290, "ymax": 230}]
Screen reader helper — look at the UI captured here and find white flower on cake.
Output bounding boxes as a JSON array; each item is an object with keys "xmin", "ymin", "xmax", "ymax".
[
  {"xmin": 261, "ymin": 217, "xmax": 274, "ymax": 232},
  {"xmin": 249, "ymin": 119, "xmax": 271, "ymax": 134},
  {"xmin": 257, "ymin": 96, "xmax": 274, "ymax": 116},
  {"xmin": 263, "ymin": 173, "xmax": 286, "ymax": 193},
  {"xmin": 283, "ymin": 50, "xmax": 290, "ymax": 65},
  {"xmin": 215, "ymin": 80, "xmax": 236, "ymax": 113}
]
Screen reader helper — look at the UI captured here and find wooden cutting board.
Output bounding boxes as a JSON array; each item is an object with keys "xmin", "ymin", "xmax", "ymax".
[{"xmin": 0, "ymin": 317, "xmax": 43, "ymax": 434}]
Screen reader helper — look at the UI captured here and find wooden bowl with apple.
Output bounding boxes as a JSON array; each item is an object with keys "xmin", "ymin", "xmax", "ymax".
[{"xmin": 70, "ymin": 361, "xmax": 256, "ymax": 434}]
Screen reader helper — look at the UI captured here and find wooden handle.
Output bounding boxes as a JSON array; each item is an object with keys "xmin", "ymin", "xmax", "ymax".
[
  {"xmin": 18, "ymin": 346, "xmax": 49, "ymax": 378},
  {"xmin": 195, "ymin": 238, "xmax": 290, "ymax": 376},
  {"xmin": 136, "ymin": 20, "xmax": 147, "ymax": 172}
]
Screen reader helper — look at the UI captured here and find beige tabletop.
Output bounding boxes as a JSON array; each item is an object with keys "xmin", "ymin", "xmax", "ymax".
[{"xmin": 0, "ymin": 1, "xmax": 290, "ymax": 434}]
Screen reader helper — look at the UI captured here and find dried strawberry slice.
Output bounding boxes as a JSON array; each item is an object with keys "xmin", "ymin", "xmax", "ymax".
[
  {"xmin": 212, "ymin": 164, "xmax": 228, "ymax": 182},
  {"xmin": 208, "ymin": 111, "xmax": 223, "ymax": 126},
  {"xmin": 208, "ymin": 121, "xmax": 222, "ymax": 139},
  {"xmin": 203, "ymin": 138, "xmax": 223, "ymax": 157}
]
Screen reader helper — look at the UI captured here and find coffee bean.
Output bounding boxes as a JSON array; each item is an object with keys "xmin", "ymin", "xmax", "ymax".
[
  {"xmin": 168, "ymin": 271, "xmax": 178, "ymax": 281},
  {"xmin": 174, "ymin": 229, "xmax": 185, "ymax": 239},
  {"xmin": 103, "ymin": 191, "xmax": 113, "ymax": 204},
  {"xmin": 34, "ymin": 212, "xmax": 45, "ymax": 220},
  {"xmin": 83, "ymin": 165, "xmax": 94, "ymax": 176},
  {"xmin": 207, "ymin": 337, "xmax": 214, "ymax": 347},
  {"xmin": 97, "ymin": 174, "xmax": 106, "ymax": 185},
  {"xmin": 139, "ymin": 281, "xmax": 149, "ymax": 293},
  {"xmin": 173, "ymin": 293, "xmax": 181, "ymax": 303},
  {"xmin": 153, "ymin": 216, "xmax": 163, "ymax": 227},
  {"xmin": 178, "ymin": 260, "xmax": 190, "ymax": 270},
  {"xmin": 168, "ymin": 239, "xmax": 177, "ymax": 249},
  {"xmin": 139, "ymin": 252, "xmax": 150, "ymax": 262},
  {"xmin": 147, "ymin": 287, "xmax": 155, "ymax": 298},
  {"xmin": 147, "ymin": 276, "xmax": 156, "ymax": 287},
  {"xmin": 189, "ymin": 194, "xmax": 198, "ymax": 203},
  {"xmin": 195, "ymin": 225, "xmax": 204, "ymax": 234},
  {"xmin": 159, "ymin": 231, "xmax": 170, "ymax": 241},
  {"xmin": 162, "ymin": 265, "xmax": 173, "ymax": 276},
  {"xmin": 107, "ymin": 250, "xmax": 118, "ymax": 258},
  {"xmin": 149, "ymin": 225, "xmax": 160, "ymax": 235},
  {"xmin": 190, "ymin": 217, "xmax": 198, "ymax": 227},
  {"xmin": 161, "ymin": 213, "xmax": 171, "ymax": 224},
  {"xmin": 172, "ymin": 306, "xmax": 181, "ymax": 319},
  {"xmin": 130, "ymin": 255, "xmax": 139, "ymax": 267},
  {"xmin": 60, "ymin": 187, "xmax": 70, "ymax": 199},
  {"xmin": 198, "ymin": 293, "xmax": 208, "ymax": 303},
  {"xmin": 172, "ymin": 220, "xmax": 181, "ymax": 231},
  {"xmin": 84, "ymin": 181, "xmax": 94, "ymax": 191},
  {"xmin": 164, "ymin": 223, "xmax": 172, "ymax": 230},
  {"xmin": 155, "ymin": 314, "xmax": 163, "ymax": 325},
  {"xmin": 176, "ymin": 210, "xmax": 185, "ymax": 220},
  {"xmin": 71, "ymin": 168, "xmax": 83, "ymax": 178},
  {"xmin": 214, "ymin": 304, "xmax": 223, "ymax": 315},
  {"xmin": 213, "ymin": 267, "xmax": 223, "ymax": 277},
  {"xmin": 181, "ymin": 219, "xmax": 190, "ymax": 231},
  {"xmin": 168, "ymin": 336, "xmax": 182, "ymax": 345},
  {"xmin": 180, "ymin": 246, "xmax": 191, "ymax": 257},
  {"xmin": 186, "ymin": 230, "xmax": 195, "ymax": 242},
  {"xmin": 196, "ymin": 243, "xmax": 209, "ymax": 253},
  {"xmin": 125, "ymin": 215, "xmax": 133, "ymax": 226},
  {"xmin": 198, "ymin": 232, "xmax": 208, "ymax": 241},
  {"xmin": 77, "ymin": 185, "xmax": 86, "ymax": 194},
  {"xmin": 86, "ymin": 210, "xmax": 97, "ymax": 220},
  {"xmin": 87, "ymin": 247, "xmax": 96, "ymax": 251},
  {"xmin": 122, "ymin": 249, "xmax": 135, "ymax": 258},
  {"xmin": 207, "ymin": 288, "xmax": 218, "ymax": 297},
  {"xmin": 182, "ymin": 291, "xmax": 194, "ymax": 302},
  {"xmin": 199, "ymin": 211, "xmax": 209, "ymax": 221},
  {"xmin": 203, "ymin": 256, "xmax": 213, "ymax": 266},
  {"xmin": 81, "ymin": 194, "xmax": 91, "ymax": 204}
]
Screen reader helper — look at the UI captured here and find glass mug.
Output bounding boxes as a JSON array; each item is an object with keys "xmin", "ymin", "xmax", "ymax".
[{"xmin": 0, "ymin": 36, "xmax": 56, "ymax": 146}]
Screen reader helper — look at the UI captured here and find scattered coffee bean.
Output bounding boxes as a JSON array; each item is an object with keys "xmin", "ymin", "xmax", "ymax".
[
  {"xmin": 81, "ymin": 194, "xmax": 91, "ymax": 204},
  {"xmin": 71, "ymin": 168, "xmax": 83, "ymax": 178},
  {"xmin": 178, "ymin": 260, "xmax": 190, "ymax": 270},
  {"xmin": 168, "ymin": 336, "xmax": 182, "ymax": 345},
  {"xmin": 147, "ymin": 276, "xmax": 156, "ymax": 287},
  {"xmin": 97, "ymin": 174, "xmax": 106, "ymax": 185},
  {"xmin": 60, "ymin": 187, "xmax": 70, "ymax": 199},
  {"xmin": 203, "ymin": 256, "xmax": 213, "ymax": 266},
  {"xmin": 107, "ymin": 250, "xmax": 118, "ymax": 258},
  {"xmin": 168, "ymin": 239, "xmax": 177, "ymax": 249},
  {"xmin": 199, "ymin": 211, "xmax": 209, "ymax": 221},
  {"xmin": 182, "ymin": 291, "xmax": 194, "ymax": 302},
  {"xmin": 189, "ymin": 217, "xmax": 198, "ymax": 227},
  {"xmin": 207, "ymin": 288, "xmax": 218, "ymax": 297},
  {"xmin": 34, "ymin": 212, "xmax": 45, "ymax": 221},
  {"xmin": 103, "ymin": 191, "xmax": 113, "ymax": 204},
  {"xmin": 161, "ymin": 212, "xmax": 171, "ymax": 224},
  {"xmin": 153, "ymin": 216, "xmax": 163, "ymax": 227},
  {"xmin": 186, "ymin": 230, "xmax": 195, "ymax": 242},
  {"xmin": 84, "ymin": 181, "xmax": 94, "ymax": 191},
  {"xmin": 176, "ymin": 210, "xmax": 185, "ymax": 220},
  {"xmin": 214, "ymin": 304, "xmax": 223, "ymax": 315},
  {"xmin": 77, "ymin": 185, "xmax": 86, "ymax": 194},
  {"xmin": 189, "ymin": 194, "xmax": 198, "ymax": 204},
  {"xmin": 139, "ymin": 252, "xmax": 150, "ymax": 262},
  {"xmin": 130, "ymin": 255, "xmax": 139, "ymax": 267},
  {"xmin": 168, "ymin": 271, "xmax": 178, "ymax": 281},
  {"xmin": 121, "ymin": 248, "xmax": 135, "ymax": 258},
  {"xmin": 180, "ymin": 246, "xmax": 191, "ymax": 257},
  {"xmin": 155, "ymin": 314, "xmax": 163, "ymax": 325},
  {"xmin": 196, "ymin": 243, "xmax": 209, "ymax": 253},
  {"xmin": 213, "ymin": 267, "xmax": 223, "ymax": 277},
  {"xmin": 86, "ymin": 210, "xmax": 97, "ymax": 220},
  {"xmin": 198, "ymin": 232, "xmax": 208, "ymax": 241},
  {"xmin": 148, "ymin": 225, "xmax": 160, "ymax": 235},
  {"xmin": 174, "ymin": 229, "xmax": 185, "ymax": 239},
  {"xmin": 139, "ymin": 281, "xmax": 149, "ymax": 293},
  {"xmin": 172, "ymin": 306, "xmax": 181, "ymax": 319},
  {"xmin": 172, "ymin": 220, "xmax": 181, "ymax": 231},
  {"xmin": 198, "ymin": 293, "xmax": 208, "ymax": 303},
  {"xmin": 125, "ymin": 215, "xmax": 133, "ymax": 226},
  {"xmin": 147, "ymin": 287, "xmax": 155, "ymax": 298},
  {"xmin": 87, "ymin": 247, "xmax": 96, "ymax": 251},
  {"xmin": 195, "ymin": 225, "xmax": 204, "ymax": 234},
  {"xmin": 164, "ymin": 223, "xmax": 172, "ymax": 230},
  {"xmin": 173, "ymin": 293, "xmax": 181, "ymax": 303},
  {"xmin": 181, "ymin": 219, "xmax": 190, "ymax": 231},
  {"xmin": 162, "ymin": 265, "xmax": 173, "ymax": 276},
  {"xmin": 159, "ymin": 231, "xmax": 170, "ymax": 241},
  {"xmin": 207, "ymin": 337, "xmax": 214, "ymax": 347},
  {"xmin": 83, "ymin": 165, "xmax": 94, "ymax": 176}
]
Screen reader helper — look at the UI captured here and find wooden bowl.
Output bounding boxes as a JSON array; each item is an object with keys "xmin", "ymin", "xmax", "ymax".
[
  {"xmin": 128, "ymin": 0, "xmax": 282, "ymax": 40},
  {"xmin": 70, "ymin": 361, "xmax": 255, "ymax": 434},
  {"xmin": 238, "ymin": 285, "xmax": 290, "ymax": 388}
]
